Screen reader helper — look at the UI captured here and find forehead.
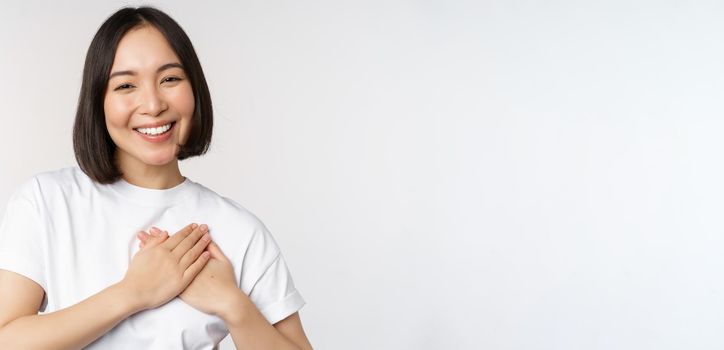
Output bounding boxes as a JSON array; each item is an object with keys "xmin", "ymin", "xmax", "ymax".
[{"xmin": 110, "ymin": 24, "xmax": 180, "ymax": 71}]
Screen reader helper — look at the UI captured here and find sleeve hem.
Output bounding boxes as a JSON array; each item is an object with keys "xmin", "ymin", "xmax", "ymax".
[
  {"xmin": 0, "ymin": 257, "xmax": 48, "ymax": 292},
  {"xmin": 0, "ymin": 257, "xmax": 49, "ymax": 312},
  {"xmin": 258, "ymin": 290, "xmax": 306, "ymax": 325}
]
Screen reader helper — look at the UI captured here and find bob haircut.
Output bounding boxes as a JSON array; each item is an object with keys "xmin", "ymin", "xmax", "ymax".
[{"xmin": 73, "ymin": 6, "xmax": 213, "ymax": 184}]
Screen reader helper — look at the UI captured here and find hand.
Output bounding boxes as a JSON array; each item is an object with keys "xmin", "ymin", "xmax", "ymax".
[
  {"xmin": 137, "ymin": 226, "xmax": 243, "ymax": 319},
  {"xmin": 122, "ymin": 223, "xmax": 212, "ymax": 310}
]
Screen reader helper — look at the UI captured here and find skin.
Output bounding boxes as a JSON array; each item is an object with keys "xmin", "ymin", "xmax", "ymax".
[
  {"xmin": 104, "ymin": 23, "xmax": 193, "ymax": 190},
  {"xmin": 108, "ymin": 24, "xmax": 312, "ymax": 348},
  {"xmin": 0, "ymin": 22, "xmax": 311, "ymax": 350},
  {"xmin": 0, "ymin": 24, "xmax": 216, "ymax": 350},
  {"xmin": 137, "ymin": 227, "xmax": 239, "ymax": 316},
  {"xmin": 136, "ymin": 229, "xmax": 312, "ymax": 350}
]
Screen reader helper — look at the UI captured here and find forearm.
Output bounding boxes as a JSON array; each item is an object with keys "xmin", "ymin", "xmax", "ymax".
[
  {"xmin": 222, "ymin": 292, "xmax": 301, "ymax": 350},
  {"xmin": 0, "ymin": 282, "xmax": 144, "ymax": 350}
]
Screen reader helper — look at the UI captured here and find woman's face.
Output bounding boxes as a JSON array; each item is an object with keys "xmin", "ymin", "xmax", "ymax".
[{"xmin": 104, "ymin": 24, "xmax": 194, "ymax": 168}]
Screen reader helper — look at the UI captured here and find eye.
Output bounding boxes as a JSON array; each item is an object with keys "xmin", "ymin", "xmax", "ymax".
[
  {"xmin": 162, "ymin": 76, "xmax": 182, "ymax": 84},
  {"xmin": 114, "ymin": 83, "xmax": 135, "ymax": 91}
]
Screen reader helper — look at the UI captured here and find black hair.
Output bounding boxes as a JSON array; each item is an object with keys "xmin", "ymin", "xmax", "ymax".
[{"xmin": 73, "ymin": 6, "xmax": 213, "ymax": 184}]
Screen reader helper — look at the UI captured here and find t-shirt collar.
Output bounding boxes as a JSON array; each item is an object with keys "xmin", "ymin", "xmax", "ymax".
[{"xmin": 108, "ymin": 176, "xmax": 193, "ymax": 206}]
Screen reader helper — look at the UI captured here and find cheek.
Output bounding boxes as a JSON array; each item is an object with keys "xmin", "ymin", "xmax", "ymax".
[
  {"xmin": 104, "ymin": 96, "xmax": 135, "ymax": 126},
  {"xmin": 172, "ymin": 84, "xmax": 195, "ymax": 117},
  {"xmin": 171, "ymin": 86, "xmax": 195, "ymax": 145}
]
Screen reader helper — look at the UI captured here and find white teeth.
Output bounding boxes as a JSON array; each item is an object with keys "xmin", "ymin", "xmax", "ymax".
[{"xmin": 136, "ymin": 123, "xmax": 172, "ymax": 136}]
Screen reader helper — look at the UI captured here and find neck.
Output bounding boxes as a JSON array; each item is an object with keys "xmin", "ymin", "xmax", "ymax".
[{"xmin": 115, "ymin": 151, "xmax": 185, "ymax": 190}]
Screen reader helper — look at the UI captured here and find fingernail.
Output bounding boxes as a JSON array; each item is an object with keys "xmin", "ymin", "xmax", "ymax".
[
  {"xmin": 200, "ymin": 224, "xmax": 208, "ymax": 233},
  {"xmin": 191, "ymin": 223, "xmax": 198, "ymax": 229},
  {"xmin": 202, "ymin": 233, "xmax": 211, "ymax": 242},
  {"xmin": 150, "ymin": 227, "xmax": 160, "ymax": 234}
]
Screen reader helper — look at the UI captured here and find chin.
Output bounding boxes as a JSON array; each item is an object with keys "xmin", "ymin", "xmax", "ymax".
[
  {"xmin": 140, "ymin": 151, "xmax": 178, "ymax": 166},
  {"xmin": 145, "ymin": 157, "xmax": 177, "ymax": 166}
]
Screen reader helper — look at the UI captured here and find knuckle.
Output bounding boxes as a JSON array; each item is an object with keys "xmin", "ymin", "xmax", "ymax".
[
  {"xmin": 187, "ymin": 225, "xmax": 198, "ymax": 235},
  {"xmin": 183, "ymin": 230, "xmax": 197, "ymax": 242},
  {"xmin": 193, "ymin": 227, "xmax": 204, "ymax": 238}
]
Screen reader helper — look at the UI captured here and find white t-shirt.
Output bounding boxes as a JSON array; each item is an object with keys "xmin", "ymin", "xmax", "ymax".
[{"xmin": 0, "ymin": 166, "xmax": 306, "ymax": 349}]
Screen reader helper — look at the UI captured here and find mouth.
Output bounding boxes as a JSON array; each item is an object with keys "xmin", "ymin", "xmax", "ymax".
[{"xmin": 133, "ymin": 121, "xmax": 176, "ymax": 142}]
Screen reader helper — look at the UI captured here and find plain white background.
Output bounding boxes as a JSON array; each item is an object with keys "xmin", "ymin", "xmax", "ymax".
[{"xmin": 1, "ymin": 0, "xmax": 724, "ymax": 349}]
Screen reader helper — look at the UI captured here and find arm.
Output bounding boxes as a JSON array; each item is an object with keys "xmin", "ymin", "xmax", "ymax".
[
  {"xmin": 0, "ymin": 270, "xmax": 144, "ymax": 350},
  {"xmin": 138, "ymin": 229, "xmax": 314, "ymax": 349},
  {"xmin": 0, "ymin": 222, "xmax": 211, "ymax": 349},
  {"xmin": 220, "ymin": 290, "xmax": 313, "ymax": 350}
]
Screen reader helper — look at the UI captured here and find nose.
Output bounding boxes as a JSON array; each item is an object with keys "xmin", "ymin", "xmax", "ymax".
[{"xmin": 138, "ymin": 84, "xmax": 168, "ymax": 117}]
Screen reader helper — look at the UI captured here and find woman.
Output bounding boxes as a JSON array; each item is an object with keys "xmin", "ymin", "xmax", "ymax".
[{"xmin": 0, "ymin": 6, "xmax": 313, "ymax": 350}]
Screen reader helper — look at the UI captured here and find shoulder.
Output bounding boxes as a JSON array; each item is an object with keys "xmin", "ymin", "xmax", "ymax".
[
  {"xmin": 188, "ymin": 181, "xmax": 282, "ymax": 259},
  {"xmin": 26, "ymin": 166, "xmax": 93, "ymax": 199},
  {"xmin": 5, "ymin": 166, "xmax": 94, "ymax": 211},
  {"xmin": 188, "ymin": 180, "xmax": 270, "ymax": 232},
  {"xmin": 8, "ymin": 166, "xmax": 74, "ymax": 201}
]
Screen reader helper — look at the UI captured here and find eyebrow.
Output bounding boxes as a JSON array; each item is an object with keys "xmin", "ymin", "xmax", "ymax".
[{"xmin": 108, "ymin": 63, "xmax": 184, "ymax": 79}]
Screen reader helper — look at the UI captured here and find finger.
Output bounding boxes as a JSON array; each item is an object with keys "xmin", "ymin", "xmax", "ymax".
[
  {"xmin": 156, "ymin": 230, "xmax": 169, "ymax": 240},
  {"xmin": 137, "ymin": 232, "xmax": 154, "ymax": 251},
  {"xmin": 171, "ymin": 224, "xmax": 208, "ymax": 259},
  {"xmin": 182, "ymin": 250, "xmax": 211, "ymax": 287},
  {"xmin": 206, "ymin": 241, "xmax": 228, "ymax": 261},
  {"xmin": 161, "ymin": 223, "xmax": 198, "ymax": 250},
  {"xmin": 139, "ymin": 229, "xmax": 168, "ymax": 245},
  {"xmin": 179, "ymin": 232, "xmax": 212, "ymax": 270},
  {"xmin": 142, "ymin": 229, "xmax": 168, "ymax": 249},
  {"xmin": 137, "ymin": 231, "xmax": 149, "ymax": 243},
  {"xmin": 150, "ymin": 227, "xmax": 162, "ymax": 237},
  {"xmin": 146, "ymin": 231, "xmax": 169, "ymax": 249}
]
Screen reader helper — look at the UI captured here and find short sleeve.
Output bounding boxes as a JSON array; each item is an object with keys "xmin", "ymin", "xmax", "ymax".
[
  {"xmin": 240, "ymin": 223, "xmax": 306, "ymax": 325},
  {"xmin": 0, "ymin": 180, "xmax": 48, "ymax": 300}
]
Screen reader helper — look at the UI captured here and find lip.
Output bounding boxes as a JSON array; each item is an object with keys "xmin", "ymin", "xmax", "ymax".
[
  {"xmin": 134, "ymin": 121, "xmax": 176, "ymax": 143},
  {"xmin": 134, "ymin": 120, "xmax": 176, "ymax": 129}
]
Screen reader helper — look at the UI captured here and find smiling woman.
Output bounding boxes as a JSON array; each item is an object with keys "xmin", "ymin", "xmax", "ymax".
[
  {"xmin": 0, "ymin": 6, "xmax": 312, "ymax": 350},
  {"xmin": 73, "ymin": 6, "xmax": 212, "ymax": 187},
  {"xmin": 103, "ymin": 24, "xmax": 196, "ymax": 180}
]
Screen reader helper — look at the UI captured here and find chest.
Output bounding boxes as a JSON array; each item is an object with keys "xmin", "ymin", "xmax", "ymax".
[{"xmin": 39, "ymin": 204, "xmax": 238, "ymax": 349}]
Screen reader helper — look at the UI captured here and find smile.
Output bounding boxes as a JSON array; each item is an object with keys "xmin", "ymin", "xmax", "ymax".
[{"xmin": 134, "ymin": 121, "xmax": 176, "ymax": 143}]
